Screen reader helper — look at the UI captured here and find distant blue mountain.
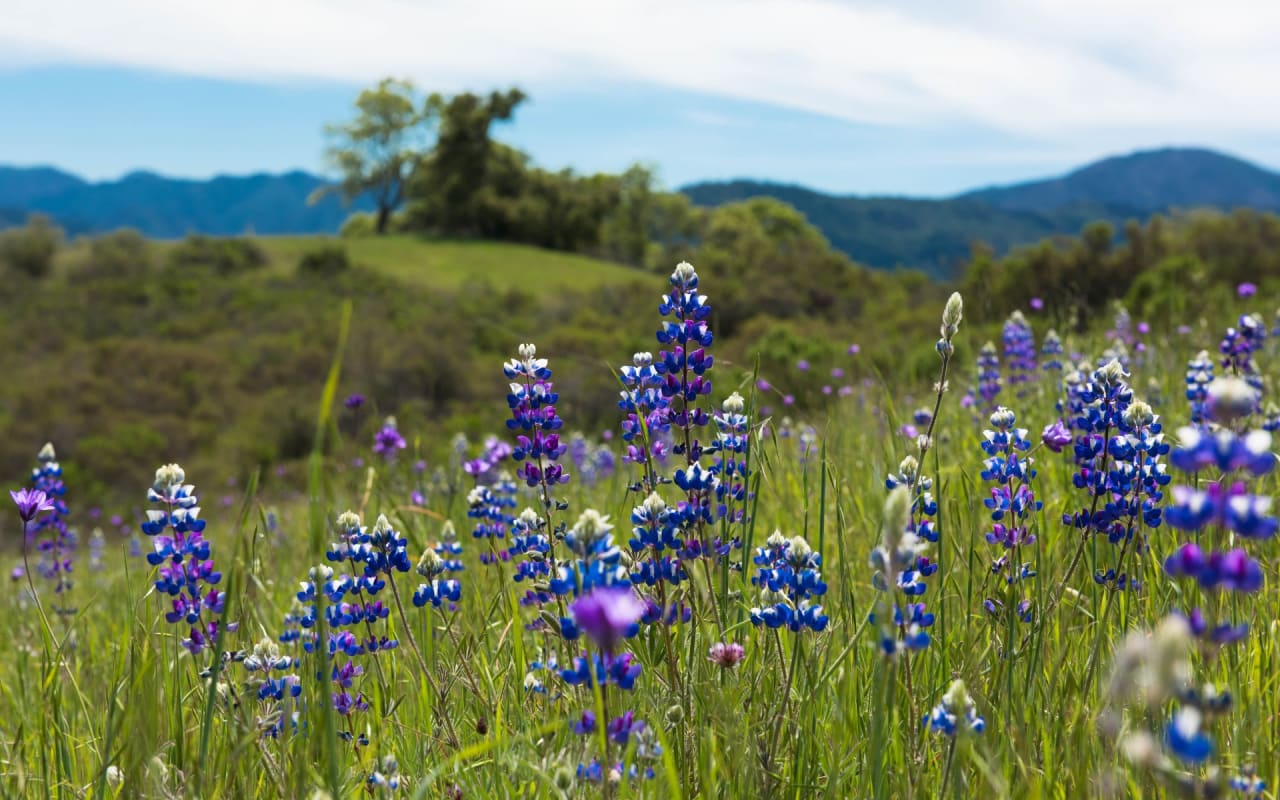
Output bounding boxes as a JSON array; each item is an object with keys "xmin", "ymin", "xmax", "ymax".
[
  {"xmin": 6, "ymin": 147, "xmax": 1280, "ymax": 273},
  {"xmin": 0, "ymin": 166, "xmax": 372, "ymax": 238},
  {"xmin": 684, "ymin": 147, "xmax": 1280, "ymax": 275}
]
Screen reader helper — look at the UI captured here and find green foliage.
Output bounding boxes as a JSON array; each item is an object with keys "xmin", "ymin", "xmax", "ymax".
[
  {"xmin": 959, "ymin": 209, "xmax": 1280, "ymax": 329},
  {"xmin": 297, "ymin": 243, "xmax": 352, "ymax": 276},
  {"xmin": 167, "ymin": 234, "xmax": 267, "ymax": 276},
  {"xmin": 406, "ymin": 88, "xmax": 527, "ymax": 236},
  {"xmin": 74, "ymin": 228, "xmax": 151, "ymax": 280},
  {"xmin": 318, "ymin": 78, "xmax": 429, "ymax": 234},
  {"xmin": 0, "ymin": 213, "xmax": 62, "ymax": 278}
]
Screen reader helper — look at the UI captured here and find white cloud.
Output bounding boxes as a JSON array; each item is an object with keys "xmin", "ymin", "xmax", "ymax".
[{"xmin": 2, "ymin": 0, "xmax": 1278, "ymax": 139}]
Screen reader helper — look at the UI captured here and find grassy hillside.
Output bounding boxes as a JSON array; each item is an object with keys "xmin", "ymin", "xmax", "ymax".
[{"xmin": 53, "ymin": 234, "xmax": 656, "ymax": 296}]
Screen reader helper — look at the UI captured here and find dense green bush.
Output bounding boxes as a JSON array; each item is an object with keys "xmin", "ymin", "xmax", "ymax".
[
  {"xmin": 0, "ymin": 213, "xmax": 62, "ymax": 278},
  {"xmin": 297, "ymin": 243, "xmax": 352, "ymax": 276},
  {"xmin": 166, "ymin": 234, "xmax": 267, "ymax": 275},
  {"xmin": 75, "ymin": 228, "xmax": 152, "ymax": 280}
]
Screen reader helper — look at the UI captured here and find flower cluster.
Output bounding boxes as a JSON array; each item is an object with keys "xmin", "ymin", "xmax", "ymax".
[
  {"xmin": 1185, "ymin": 350, "xmax": 1214, "ymax": 426},
  {"xmin": 618, "ymin": 350, "xmax": 670, "ymax": 491},
  {"xmin": 142, "ymin": 464, "xmax": 233, "ymax": 655},
  {"xmin": 1062, "ymin": 360, "xmax": 1134, "ymax": 550},
  {"xmin": 924, "ymin": 679, "xmax": 985, "ymax": 737},
  {"xmin": 1040, "ymin": 329, "xmax": 1064, "ymax": 374},
  {"xmin": 1002, "ymin": 311, "xmax": 1037, "ymax": 392},
  {"xmin": 505, "ymin": 343, "xmax": 569, "ymax": 495},
  {"xmin": 566, "ymin": 433, "xmax": 616, "ymax": 487},
  {"xmin": 870, "ymin": 487, "xmax": 934, "ymax": 654},
  {"xmin": 976, "ymin": 341, "xmax": 1002, "ymax": 411},
  {"xmin": 709, "ymin": 391, "xmax": 751, "ymax": 528},
  {"xmin": 373, "ymin": 417, "xmax": 407, "ymax": 461},
  {"xmin": 27, "ymin": 443, "xmax": 74, "ymax": 605},
  {"xmin": 1093, "ymin": 399, "xmax": 1170, "ymax": 592},
  {"xmin": 1100, "ymin": 616, "xmax": 1245, "ymax": 794},
  {"xmin": 296, "ymin": 512, "xmax": 417, "ymax": 730},
  {"xmin": 749, "ymin": 531, "xmax": 829, "ymax": 633},
  {"xmin": 241, "ymin": 637, "xmax": 301, "ymax": 738},
  {"xmin": 979, "ymin": 407, "xmax": 1040, "ymax": 620},
  {"xmin": 1162, "ymin": 378, "xmax": 1276, "ymax": 646},
  {"xmin": 1219, "ymin": 313, "xmax": 1266, "ymax": 404}
]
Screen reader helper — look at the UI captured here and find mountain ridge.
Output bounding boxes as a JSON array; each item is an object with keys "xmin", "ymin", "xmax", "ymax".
[
  {"xmin": 681, "ymin": 147, "xmax": 1280, "ymax": 274},
  {"xmin": 4, "ymin": 147, "xmax": 1279, "ymax": 274}
]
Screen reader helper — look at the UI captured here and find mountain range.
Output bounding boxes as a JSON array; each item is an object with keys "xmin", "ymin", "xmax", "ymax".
[
  {"xmin": 3, "ymin": 147, "xmax": 1279, "ymax": 274},
  {"xmin": 0, "ymin": 166, "xmax": 371, "ymax": 239},
  {"xmin": 683, "ymin": 147, "xmax": 1280, "ymax": 275}
]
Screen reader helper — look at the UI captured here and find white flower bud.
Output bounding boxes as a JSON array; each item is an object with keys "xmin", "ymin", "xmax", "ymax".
[
  {"xmin": 336, "ymin": 510, "xmax": 361, "ymax": 530},
  {"xmin": 940, "ymin": 292, "xmax": 963, "ymax": 339},
  {"xmin": 571, "ymin": 509, "xmax": 612, "ymax": 541},
  {"xmin": 1123, "ymin": 400, "xmax": 1154, "ymax": 430},
  {"xmin": 518, "ymin": 342, "xmax": 537, "ymax": 360},
  {"xmin": 722, "ymin": 391, "xmax": 745, "ymax": 414},
  {"xmin": 1206, "ymin": 376, "xmax": 1259, "ymax": 423},
  {"xmin": 1097, "ymin": 359, "xmax": 1128, "ymax": 386},
  {"xmin": 672, "ymin": 261, "xmax": 698, "ymax": 284}
]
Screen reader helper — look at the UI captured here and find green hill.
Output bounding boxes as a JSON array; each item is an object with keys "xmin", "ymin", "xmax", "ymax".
[{"xmin": 53, "ymin": 234, "xmax": 656, "ymax": 296}]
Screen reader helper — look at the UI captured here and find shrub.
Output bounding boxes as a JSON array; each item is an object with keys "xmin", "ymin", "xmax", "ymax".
[
  {"xmin": 0, "ymin": 214, "xmax": 63, "ymax": 278},
  {"xmin": 166, "ymin": 234, "xmax": 267, "ymax": 275},
  {"xmin": 76, "ymin": 228, "xmax": 151, "ymax": 280},
  {"xmin": 297, "ymin": 243, "xmax": 351, "ymax": 276}
]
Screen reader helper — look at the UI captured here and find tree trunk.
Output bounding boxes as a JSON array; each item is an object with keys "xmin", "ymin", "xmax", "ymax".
[{"xmin": 376, "ymin": 205, "xmax": 391, "ymax": 235}]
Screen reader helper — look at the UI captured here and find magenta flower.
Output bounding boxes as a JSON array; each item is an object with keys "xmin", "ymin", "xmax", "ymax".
[
  {"xmin": 1029, "ymin": 297, "xmax": 1044, "ymax": 311},
  {"xmin": 10, "ymin": 488, "xmax": 54, "ymax": 523},
  {"xmin": 344, "ymin": 393, "xmax": 366, "ymax": 410},
  {"xmin": 848, "ymin": 344, "xmax": 861, "ymax": 355},
  {"xmin": 707, "ymin": 641, "xmax": 746, "ymax": 668},
  {"xmin": 757, "ymin": 379, "xmax": 771, "ymax": 392},
  {"xmin": 783, "ymin": 394, "xmax": 795, "ymax": 406},
  {"xmin": 796, "ymin": 359, "xmax": 810, "ymax": 372},
  {"xmin": 1239, "ymin": 282, "xmax": 1258, "ymax": 298},
  {"xmin": 569, "ymin": 586, "xmax": 647, "ymax": 650}
]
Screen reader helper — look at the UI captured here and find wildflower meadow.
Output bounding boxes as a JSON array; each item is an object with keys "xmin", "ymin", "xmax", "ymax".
[{"xmin": 4, "ymin": 260, "xmax": 1280, "ymax": 799}]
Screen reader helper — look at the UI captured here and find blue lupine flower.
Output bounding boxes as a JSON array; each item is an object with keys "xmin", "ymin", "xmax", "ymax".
[
  {"xmin": 242, "ymin": 637, "xmax": 302, "ymax": 738},
  {"xmin": 979, "ymin": 407, "xmax": 1042, "ymax": 615},
  {"xmin": 505, "ymin": 343, "xmax": 570, "ymax": 493},
  {"xmin": 709, "ymin": 392, "xmax": 751, "ymax": 527},
  {"xmin": 870, "ymin": 487, "xmax": 932, "ymax": 655},
  {"xmin": 1168, "ymin": 426, "xmax": 1275, "ymax": 476},
  {"xmin": 1040, "ymin": 329, "xmax": 1064, "ymax": 374},
  {"xmin": 924, "ymin": 679, "xmax": 985, "ymax": 737},
  {"xmin": 1002, "ymin": 311, "xmax": 1037, "ymax": 392},
  {"xmin": 1164, "ymin": 543, "xmax": 1263, "ymax": 593},
  {"xmin": 1219, "ymin": 313, "xmax": 1267, "ymax": 404},
  {"xmin": 976, "ymin": 341, "xmax": 1002, "ymax": 411},
  {"xmin": 1230, "ymin": 770, "xmax": 1266, "ymax": 799},
  {"xmin": 26, "ymin": 444, "xmax": 75, "ymax": 606},
  {"xmin": 1165, "ymin": 707, "xmax": 1212, "ymax": 763},
  {"xmin": 560, "ymin": 651, "xmax": 643, "ymax": 690},
  {"xmin": 142, "ymin": 464, "xmax": 234, "ymax": 655},
  {"xmin": 1185, "ymin": 350, "xmax": 1215, "ymax": 425},
  {"xmin": 750, "ymin": 531, "xmax": 829, "ymax": 633},
  {"xmin": 367, "ymin": 755, "xmax": 401, "ymax": 794}
]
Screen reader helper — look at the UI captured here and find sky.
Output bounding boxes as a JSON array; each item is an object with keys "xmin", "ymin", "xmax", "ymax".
[{"xmin": 2, "ymin": 0, "xmax": 1279, "ymax": 196}]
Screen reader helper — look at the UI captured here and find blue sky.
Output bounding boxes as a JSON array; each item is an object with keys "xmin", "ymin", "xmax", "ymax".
[{"xmin": 3, "ymin": 0, "xmax": 1279, "ymax": 196}]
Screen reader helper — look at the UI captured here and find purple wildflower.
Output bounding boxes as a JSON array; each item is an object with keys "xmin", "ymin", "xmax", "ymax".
[
  {"xmin": 372, "ymin": 418, "xmax": 407, "ymax": 461},
  {"xmin": 569, "ymin": 586, "xmax": 647, "ymax": 651},
  {"xmin": 10, "ymin": 488, "xmax": 54, "ymax": 523}
]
